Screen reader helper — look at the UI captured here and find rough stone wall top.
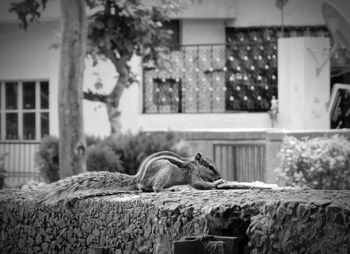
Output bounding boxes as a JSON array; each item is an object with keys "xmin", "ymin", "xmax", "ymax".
[{"xmin": 1, "ymin": 188, "xmax": 350, "ymax": 253}]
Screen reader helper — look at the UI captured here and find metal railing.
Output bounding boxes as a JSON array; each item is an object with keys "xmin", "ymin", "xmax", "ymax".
[
  {"xmin": 0, "ymin": 141, "xmax": 40, "ymax": 188},
  {"xmin": 143, "ymin": 42, "xmax": 277, "ymax": 114},
  {"xmin": 143, "ymin": 25, "xmax": 350, "ymax": 114},
  {"xmin": 213, "ymin": 143, "xmax": 266, "ymax": 182}
]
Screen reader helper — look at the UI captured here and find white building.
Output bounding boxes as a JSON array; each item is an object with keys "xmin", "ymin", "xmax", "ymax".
[{"xmin": 0, "ymin": 0, "xmax": 349, "ymax": 185}]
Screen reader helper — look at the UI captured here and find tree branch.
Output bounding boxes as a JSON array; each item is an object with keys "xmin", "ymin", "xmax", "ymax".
[
  {"xmin": 103, "ymin": 47, "xmax": 119, "ymax": 68},
  {"xmin": 83, "ymin": 89, "xmax": 108, "ymax": 103}
]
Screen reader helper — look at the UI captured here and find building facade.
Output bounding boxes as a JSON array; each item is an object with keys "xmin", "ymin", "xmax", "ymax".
[{"xmin": 0, "ymin": 0, "xmax": 349, "ymax": 185}]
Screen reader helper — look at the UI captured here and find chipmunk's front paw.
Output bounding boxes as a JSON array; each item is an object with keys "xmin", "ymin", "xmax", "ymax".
[{"xmin": 213, "ymin": 179, "xmax": 225, "ymax": 187}]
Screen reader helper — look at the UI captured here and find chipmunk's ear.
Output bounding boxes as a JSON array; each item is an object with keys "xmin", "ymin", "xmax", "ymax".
[{"xmin": 195, "ymin": 153, "xmax": 202, "ymax": 161}]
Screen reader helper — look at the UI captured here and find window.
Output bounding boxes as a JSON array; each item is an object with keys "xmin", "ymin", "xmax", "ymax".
[
  {"xmin": 162, "ymin": 20, "xmax": 180, "ymax": 50},
  {"xmin": 152, "ymin": 78, "xmax": 182, "ymax": 113},
  {"xmin": 0, "ymin": 80, "xmax": 49, "ymax": 140},
  {"xmin": 329, "ymin": 84, "xmax": 350, "ymax": 129}
]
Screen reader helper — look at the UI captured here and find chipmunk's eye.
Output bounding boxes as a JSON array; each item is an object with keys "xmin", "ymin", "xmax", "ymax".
[{"xmin": 208, "ymin": 165, "xmax": 215, "ymax": 171}]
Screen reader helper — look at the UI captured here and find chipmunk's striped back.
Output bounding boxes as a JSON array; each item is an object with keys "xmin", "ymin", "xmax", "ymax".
[
  {"xmin": 135, "ymin": 151, "xmax": 222, "ymax": 192},
  {"xmin": 135, "ymin": 151, "xmax": 190, "ymax": 181}
]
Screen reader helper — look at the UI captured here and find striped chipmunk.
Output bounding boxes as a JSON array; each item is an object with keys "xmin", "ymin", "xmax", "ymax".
[{"xmin": 42, "ymin": 151, "xmax": 224, "ymax": 202}]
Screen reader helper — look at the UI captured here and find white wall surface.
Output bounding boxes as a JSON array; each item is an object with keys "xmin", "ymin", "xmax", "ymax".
[
  {"xmin": 177, "ymin": 0, "xmax": 236, "ymax": 19},
  {"xmin": 181, "ymin": 19, "xmax": 226, "ymax": 45},
  {"xmin": 277, "ymin": 37, "xmax": 330, "ymax": 129},
  {"xmin": 231, "ymin": 0, "xmax": 350, "ymax": 27},
  {"xmin": 0, "ymin": 21, "xmax": 60, "ymax": 136},
  {"xmin": 136, "ymin": 113, "xmax": 272, "ymax": 132}
]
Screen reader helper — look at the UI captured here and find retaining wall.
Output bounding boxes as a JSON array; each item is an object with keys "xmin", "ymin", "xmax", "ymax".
[{"xmin": 1, "ymin": 188, "xmax": 350, "ymax": 253}]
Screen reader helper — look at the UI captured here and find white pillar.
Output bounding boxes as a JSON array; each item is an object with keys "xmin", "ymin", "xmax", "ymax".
[{"xmin": 277, "ymin": 37, "xmax": 330, "ymax": 129}]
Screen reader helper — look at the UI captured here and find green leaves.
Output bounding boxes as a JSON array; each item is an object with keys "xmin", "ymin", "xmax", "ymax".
[
  {"xmin": 86, "ymin": 0, "xmax": 182, "ymax": 73},
  {"xmin": 9, "ymin": 0, "xmax": 47, "ymax": 29},
  {"xmin": 275, "ymin": 135, "xmax": 350, "ymax": 190}
]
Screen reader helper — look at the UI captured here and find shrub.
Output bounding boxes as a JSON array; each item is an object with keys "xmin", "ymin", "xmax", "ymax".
[
  {"xmin": 85, "ymin": 135, "xmax": 102, "ymax": 147},
  {"xmin": 86, "ymin": 145, "xmax": 124, "ymax": 173},
  {"xmin": 37, "ymin": 132, "xmax": 190, "ymax": 180},
  {"xmin": 275, "ymin": 135, "xmax": 350, "ymax": 190},
  {"xmin": 36, "ymin": 136, "xmax": 59, "ymax": 183}
]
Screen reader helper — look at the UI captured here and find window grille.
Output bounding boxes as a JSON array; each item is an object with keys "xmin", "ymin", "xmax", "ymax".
[
  {"xmin": 0, "ymin": 80, "xmax": 50, "ymax": 140},
  {"xmin": 143, "ymin": 25, "xmax": 349, "ymax": 114}
]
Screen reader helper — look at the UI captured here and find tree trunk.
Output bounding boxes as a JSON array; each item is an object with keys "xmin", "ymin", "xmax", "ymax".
[
  {"xmin": 58, "ymin": 0, "xmax": 87, "ymax": 179},
  {"xmin": 105, "ymin": 54, "xmax": 131, "ymax": 137},
  {"xmin": 107, "ymin": 80, "xmax": 125, "ymax": 136},
  {"xmin": 106, "ymin": 103, "xmax": 122, "ymax": 136}
]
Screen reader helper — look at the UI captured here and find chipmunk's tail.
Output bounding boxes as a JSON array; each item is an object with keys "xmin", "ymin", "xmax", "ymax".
[{"xmin": 40, "ymin": 171, "xmax": 139, "ymax": 206}]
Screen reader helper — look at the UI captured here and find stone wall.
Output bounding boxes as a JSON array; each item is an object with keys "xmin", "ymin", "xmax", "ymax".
[{"xmin": 1, "ymin": 188, "xmax": 349, "ymax": 253}]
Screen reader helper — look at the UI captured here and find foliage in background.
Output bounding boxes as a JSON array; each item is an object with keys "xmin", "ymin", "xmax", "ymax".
[
  {"xmin": 275, "ymin": 135, "xmax": 350, "ymax": 190},
  {"xmin": 85, "ymin": 135, "xmax": 102, "ymax": 147},
  {"xmin": 86, "ymin": 145, "xmax": 124, "ymax": 173},
  {"xmin": 36, "ymin": 136, "xmax": 60, "ymax": 183},
  {"xmin": 38, "ymin": 132, "xmax": 190, "ymax": 182}
]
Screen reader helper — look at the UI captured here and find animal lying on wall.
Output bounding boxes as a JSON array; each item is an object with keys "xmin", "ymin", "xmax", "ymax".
[
  {"xmin": 42, "ymin": 151, "xmax": 224, "ymax": 203},
  {"xmin": 41, "ymin": 151, "xmax": 277, "ymax": 204}
]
